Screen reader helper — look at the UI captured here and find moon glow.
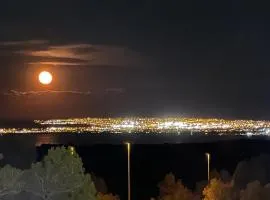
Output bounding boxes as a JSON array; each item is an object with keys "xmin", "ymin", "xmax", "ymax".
[{"xmin": 39, "ymin": 71, "xmax": 53, "ymax": 85}]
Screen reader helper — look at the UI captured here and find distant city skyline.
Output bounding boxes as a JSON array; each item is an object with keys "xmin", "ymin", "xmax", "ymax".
[{"xmin": 1, "ymin": 117, "xmax": 270, "ymax": 137}]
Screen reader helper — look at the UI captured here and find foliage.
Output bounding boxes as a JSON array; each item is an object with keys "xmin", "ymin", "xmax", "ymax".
[
  {"xmin": 92, "ymin": 174, "xmax": 108, "ymax": 194},
  {"xmin": 68, "ymin": 174, "xmax": 97, "ymax": 200},
  {"xmin": 23, "ymin": 146, "xmax": 97, "ymax": 200},
  {"xmin": 195, "ymin": 180, "xmax": 207, "ymax": 197},
  {"xmin": 210, "ymin": 169, "xmax": 221, "ymax": 180},
  {"xmin": 157, "ymin": 173, "xmax": 194, "ymax": 200},
  {"xmin": 240, "ymin": 181, "xmax": 270, "ymax": 200},
  {"xmin": 0, "ymin": 165, "xmax": 24, "ymax": 198},
  {"xmin": 203, "ymin": 178, "xmax": 232, "ymax": 200},
  {"xmin": 97, "ymin": 192, "xmax": 120, "ymax": 200},
  {"xmin": 233, "ymin": 154, "xmax": 270, "ymax": 189},
  {"xmin": 210, "ymin": 169, "xmax": 231, "ymax": 183},
  {"xmin": 220, "ymin": 170, "xmax": 231, "ymax": 183}
]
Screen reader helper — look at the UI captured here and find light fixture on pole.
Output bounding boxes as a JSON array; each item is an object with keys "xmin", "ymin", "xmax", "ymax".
[
  {"xmin": 205, "ymin": 153, "xmax": 210, "ymax": 182},
  {"xmin": 126, "ymin": 142, "xmax": 131, "ymax": 200}
]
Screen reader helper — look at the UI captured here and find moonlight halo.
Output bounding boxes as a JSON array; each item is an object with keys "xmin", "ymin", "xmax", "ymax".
[{"xmin": 39, "ymin": 71, "xmax": 53, "ymax": 85}]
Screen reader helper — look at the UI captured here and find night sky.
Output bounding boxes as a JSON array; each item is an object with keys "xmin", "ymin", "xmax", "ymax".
[{"xmin": 0, "ymin": 1, "xmax": 270, "ymax": 120}]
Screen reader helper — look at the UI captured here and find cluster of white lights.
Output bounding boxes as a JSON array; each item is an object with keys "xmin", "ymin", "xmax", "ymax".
[
  {"xmin": 0, "ymin": 118, "xmax": 270, "ymax": 136},
  {"xmin": 112, "ymin": 120, "xmax": 138, "ymax": 129}
]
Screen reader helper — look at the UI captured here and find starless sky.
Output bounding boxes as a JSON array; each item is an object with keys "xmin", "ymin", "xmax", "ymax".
[{"xmin": 0, "ymin": 0, "xmax": 269, "ymax": 120}]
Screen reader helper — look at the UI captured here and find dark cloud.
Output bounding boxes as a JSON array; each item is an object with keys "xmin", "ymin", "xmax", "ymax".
[
  {"xmin": 0, "ymin": 40, "xmax": 48, "ymax": 46},
  {"xmin": 0, "ymin": 40, "xmax": 146, "ymax": 67},
  {"xmin": 2, "ymin": 88, "xmax": 125, "ymax": 97},
  {"xmin": 28, "ymin": 61, "xmax": 88, "ymax": 66},
  {"xmin": 105, "ymin": 88, "xmax": 125, "ymax": 94},
  {"xmin": 2, "ymin": 90, "xmax": 92, "ymax": 96}
]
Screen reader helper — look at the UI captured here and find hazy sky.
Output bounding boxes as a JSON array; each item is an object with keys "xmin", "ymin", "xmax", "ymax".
[{"xmin": 0, "ymin": 1, "xmax": 270, "ymax": 120}]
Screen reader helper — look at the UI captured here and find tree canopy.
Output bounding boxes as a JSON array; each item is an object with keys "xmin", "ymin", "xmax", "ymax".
[
  {"xmin": 97, "ymin": 193, "xmax": 120, "ymax": 200},
  {"xmin": 22, "ymin": 146, "xmax": 97, "ymax": 200},
  {"xmin": 157, "ymin": 173, "xmax": 194, "ymax": 200},
  {"xmin": 240, "ymin": 181, "xmax": 270, "ymax": 200},
  {"xmin": 203, "ymin": 178, "xmax": 232, "ymax": 200},
  {"xmin": 0, "ymin": 165, "xmax": 24, "ymax": 198}
]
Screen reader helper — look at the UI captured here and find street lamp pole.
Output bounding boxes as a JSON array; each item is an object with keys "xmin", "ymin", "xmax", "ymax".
[
  {"xmin": 206, "ymin": 153, "xmax": 210, "ymax": 182},
  {"xmin": 126, "ymin": 142, "xmax": 131, "ymax": 200}
]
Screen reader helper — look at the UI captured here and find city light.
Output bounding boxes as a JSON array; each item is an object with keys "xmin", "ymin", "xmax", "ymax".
[{"xmin": 0, "ymin": 117, "xmax": 269, "ymax": 135}]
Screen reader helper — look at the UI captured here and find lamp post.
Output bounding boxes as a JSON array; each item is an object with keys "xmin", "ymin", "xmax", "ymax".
[
  {"xmin": 126, "ymin": 142, "xmax": 131, "ymax": 200},
  {"xmin": 205, "ymin": 153, "xmax": 210, "ymax": 182}
]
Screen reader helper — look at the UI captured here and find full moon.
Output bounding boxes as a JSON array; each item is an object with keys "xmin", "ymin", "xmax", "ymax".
[{"xmin": 39, "ymin": 71, "xmax": 53, "ymax": 85}]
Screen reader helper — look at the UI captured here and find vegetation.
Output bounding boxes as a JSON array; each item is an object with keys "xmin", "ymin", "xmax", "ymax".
[
  {"xmin": 0, "ymin": 165, "xmax": 24, "ymax": 198},
  {"xmin": 0, "ymin": 147, "xmax": 98, "ymax": 200},
  {"xmin": 240, "ymin": 181, "xmax": 270, "ymax": 200},
  {"xmin": 97, "ymin": 193, "xmax": 120, "ymax": 200},
  {"xmin": 203, "ymin": 178, "xmax": 232, "ymax": 200},
  {"xmin": 155, "ymin": 173, "xmax": 194, "ymax": 200},
  {"xmin": 152, "ymin": 155, "xmax": 270, "ymax": 200},
  {"xmin": 1, "ymin": 147, "xmax": 270, "ymax": 200}
]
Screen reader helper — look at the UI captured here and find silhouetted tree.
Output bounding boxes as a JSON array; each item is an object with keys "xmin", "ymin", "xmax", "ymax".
[
  {"xmin": 210, "ymin": 169, "xmax": 221, "ymax": 180},
  {"xmin": 23, "ymin": 147, "xmax": 97, "ymax": 200},
  {"xmin": 156, "ymin": 173, "xmax": 194, "ymax": 200},
  {"xmin": 195, "ymin": 180, "xmax": 207, "ymax": 197},
  {"xmin": 220, "ymin": 170, "xmax": 231, "ymax": 183},
  {"xmin": 0, "ymin": 165, "xmax": 24, "ymax": 198},
  {"xmin": 240, "ymin": 180, "xmax": 270, "ymax": 200},
  {"xmin": 210, "ymin": 169, "xmax": 231, "ymax": 183},
  {"xmin": 97, "ymin": 193, "xmax": 120, "ymax": 200},
  {"xmin": 203, "ymin": 178, "xmax": 232, "ymax": 200},
  {"xmin": 233, "ymin": 154, "xmax": 270, "ymax": 189},
  {"xmin": 92, "ymin": 174, "xmax": 108, "ymax": 194}
]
